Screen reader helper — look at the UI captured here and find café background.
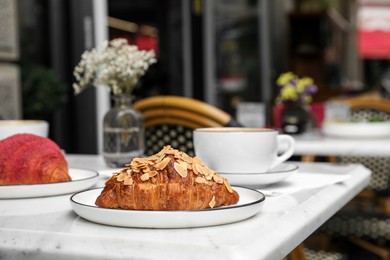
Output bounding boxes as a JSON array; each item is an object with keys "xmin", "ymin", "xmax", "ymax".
[{"xmin": 0, "ymin": 0, "xmax": 388, "ymax": 154}]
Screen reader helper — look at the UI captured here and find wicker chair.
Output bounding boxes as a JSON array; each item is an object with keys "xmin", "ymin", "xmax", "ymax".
[
  {"xmin": 133, "ymin": 95, "xmax": 241, "ymax": 157},
  {"xmin": 313, "ymin": 94, "xmax": 390, "ymax": 260}
]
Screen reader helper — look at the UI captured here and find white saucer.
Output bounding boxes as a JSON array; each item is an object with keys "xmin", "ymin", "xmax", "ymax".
[{"xmin": 220, "ymin": 163, "xmax": 298, "ymax": 187}]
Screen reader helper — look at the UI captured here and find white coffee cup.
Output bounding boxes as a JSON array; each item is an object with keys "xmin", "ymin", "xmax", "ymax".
[
  {"xmin": 0, "ymin": 120, "xmax": 49, "ymax": 140},
  {"xmin": 193, "ymin": 127, "xmax": 295, "ymax": 174}
]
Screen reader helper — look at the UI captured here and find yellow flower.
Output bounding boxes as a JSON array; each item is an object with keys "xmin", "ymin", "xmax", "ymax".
[
  {"xmin": 303, "ymin": 95, "xmax": 312, "ymax": 103},
  {"xmin": 297, "ymin": 77, "xmax": 313, "ymax": 93},
  {"xmin": 280, "ymin": 85, "xmax": 298, "ymax": 101},
  {"xmin": 275, "ymin": 72, "xmax": 317, "ymax": 105},
  {"xmin": 276, "ymin": 72, "xmax": 296, "ymax": 86}
]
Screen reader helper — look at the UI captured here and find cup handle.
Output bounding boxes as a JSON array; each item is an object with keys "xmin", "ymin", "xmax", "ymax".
[{"xmin": 270, "ymin": 135, "xmax": 295, "ymax": 169}]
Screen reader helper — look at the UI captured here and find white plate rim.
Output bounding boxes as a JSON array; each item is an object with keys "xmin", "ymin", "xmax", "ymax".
[
  {"xmin": 70, "ymin": 186, "xmax": 265, "ymax": 228},
  {"xmin": 322, "ymin": 121, "xmax": 390, "ymax": 138},
  {"xmin": 98, "ymin": 168, "xmax": 124, "ymax": 178},
  {"xmin": 0, "ymin": 168, "xmax": 99, "ymax": 199},
  {"xmin": 220, "ymin": 163, "xmax": 299, "ymax": 186}
]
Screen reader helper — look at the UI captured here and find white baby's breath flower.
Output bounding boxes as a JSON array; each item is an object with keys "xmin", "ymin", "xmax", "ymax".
[{"xmin": 73, "ymin": 38, "xmax": 157, "ymax": 95}]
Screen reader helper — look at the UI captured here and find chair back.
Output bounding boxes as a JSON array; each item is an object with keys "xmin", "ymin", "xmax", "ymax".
[
  {"xmin": 318, "ymin": 93, "xmax": 390, "ymax": 257},
  {"xmin": 331, "ymin": 94, "xmax": 390, "ymax": 193},
  {"xmin": 333, "ymin": 94, "xmax": 390, "ymax": 121},
  {"xmin": 133, "ymin": 96, "xmax": 240, "ymax": 156}
]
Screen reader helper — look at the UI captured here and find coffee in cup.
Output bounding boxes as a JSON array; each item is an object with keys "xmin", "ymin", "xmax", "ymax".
[{"xmin": 193, "ymin": 127, "xmax": 295, "ymax": 174}]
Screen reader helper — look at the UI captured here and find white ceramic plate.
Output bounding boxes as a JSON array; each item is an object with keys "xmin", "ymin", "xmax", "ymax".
[
  {"xmin": 0, "ymin": 168, "xmax": 99, "ymax": 199},
  {"xmin": 220, "ymin": 163, "xmax": 298, "ymax": 187},
  {"xmin": 70, "ymin": 186, "xmax": 265, "ymax": 228},
  {"xmin": 322, "ymin": 121, "xmax": 390, "ymax": 138},
  {"xmin": 98, "ymin": 168, "xmax": 124, "ymax": 178}
]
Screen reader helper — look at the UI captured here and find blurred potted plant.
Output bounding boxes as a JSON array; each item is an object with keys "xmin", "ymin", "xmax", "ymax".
[
  {"xmin": 22, "ymin": 66, "xmax": 68, "ymax": 121},
  {"xmin": 275, "ymin": 72, "xmax": 317, "ymax": 134},
  {"xmin": 73, "ymin": 38, "xmax": 157, "ymax": 167}
]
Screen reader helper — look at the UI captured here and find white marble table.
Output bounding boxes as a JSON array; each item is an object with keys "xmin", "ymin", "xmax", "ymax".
[
  {"xmin": 0, "ymin": 155, "xmax": 371, "ymax": 260},
  {"xmin": 280, "ymin": 130, "xmax": 390, "ymax": 157}
]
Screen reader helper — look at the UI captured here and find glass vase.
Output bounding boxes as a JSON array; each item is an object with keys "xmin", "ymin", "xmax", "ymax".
[{"xmin": 103, "ymin": 95, "xmax": 144, "ymax": 167}]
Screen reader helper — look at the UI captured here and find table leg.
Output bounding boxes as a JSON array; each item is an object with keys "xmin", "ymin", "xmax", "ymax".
[
  {"xmin": 287, "ymin": 243, "xmax": 306, "ymax": 260},
  {"xmin": 301, "ymin": 155, "xmax": 337, "ymax": 163},
  {"xmin": 301, "ymin": 155, "xmax": 315, "ymax": 162}
]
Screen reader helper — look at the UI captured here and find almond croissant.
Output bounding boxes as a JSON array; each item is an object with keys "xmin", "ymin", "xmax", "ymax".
[
  {"xmin": 96, "ymin": 146, "xmax": 239, "ymax": 210},
  {"xmin": 0, "ymin": 133, "xmax": 70, "ymax": 185}
]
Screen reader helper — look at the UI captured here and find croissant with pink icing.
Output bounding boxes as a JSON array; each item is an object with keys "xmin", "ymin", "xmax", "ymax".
[{"xmin": 0, "ymin": 134, "xmax": 70, "ymax": 185}]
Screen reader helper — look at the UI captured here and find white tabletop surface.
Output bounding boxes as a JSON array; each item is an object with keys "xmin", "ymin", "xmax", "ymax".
[
  {"xmin": 0, "ymin": 155, "xmax": 371, "ymax": 260},
  {"xmin": 279, "ymin": 130, "xmax": 390, "ymax": 157}
]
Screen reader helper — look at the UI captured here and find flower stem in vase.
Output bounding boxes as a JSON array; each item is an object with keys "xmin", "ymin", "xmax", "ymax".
[{"xmin": 103, "ymin": 95, "xmax": 145, "ymax": 167}]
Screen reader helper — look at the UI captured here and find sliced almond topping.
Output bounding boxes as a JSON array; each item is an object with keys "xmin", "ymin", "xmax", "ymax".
[
  {"xmin": 148, "ymin": 170, "xmax": 158, "ymax": 177},
  {"xmin": 124, "ymin": 175, "xmax": 133, "ymax": 185},
  {"xmin": 165, "ymin": 150, "xmax": 176, "ymax": 155},
  {"xmin": 181, "ymin": 153, "xmax": 193, "ymax": 164},
  {"xmin": 126, "ymin": 169, "xmax": 132, "ymax": 174},
  {"xmin": 193, "ymin": 157, "xmax": 203, "ymax": 166},
  {"xmin": 134, "ymin": 158, "xmax": 147, "ymax": 164},
  {"xmin": 195, "ymin": 176, "xmax": 206, "ymax": 183},
  {"xmin": 179, "ymin": 161, "xmax": 188, "ymax": 171},
  {"xmin": 149, "ymin": 155, "xmax": 158, "ymax": 161},
  {"xmin": 174, "ymin": 162, "xmax": 188, "ymax": 178},
  {"xmin": 209, "ymin": 196, "xmax": 216, "ymax": 208},
  {"xmin": 162, "ymin": 145, "xmax": 171, "ymax": 152},
  {"xmin": 195, "ymin": 164, "xmax": 204, "ymax": 176},
  {"xmin": 205, "ymin": 174, "xmax": 213, "ymax": 181},
  {"xmin": 202, "ymin": 166, "xmax": 211, "ymax": 176},
  {"xmin": 155, "ymin": 157, "xmax": 170, "ymax": 170},
  {"xmin": 155, "ymin": 154, "xmax": 165, "ymax": 162},
  {"xmin": 148, "ymin": 160, "xmax": 155, "ymax": 165},
  {"xmin": 193, "ymin": 164, "xmax": 199, "ymax": 175},
  {"xmin": 141, "ymin": 166, "xmax": 150, "ymax": 172},
  {"xmin": 213, "ymin": 174, "xmax": 224, "ymax": 184},
  {"xmin": 140, "ymin": 173, "xmax": 150, "ymax": 181},
  {"xmin": 116, "ymin": 173, "xmax": 126, "ymax": 182},
  {"xmin": 224, "ymin": 178, "xmax": 234, "ymax": 193}
]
